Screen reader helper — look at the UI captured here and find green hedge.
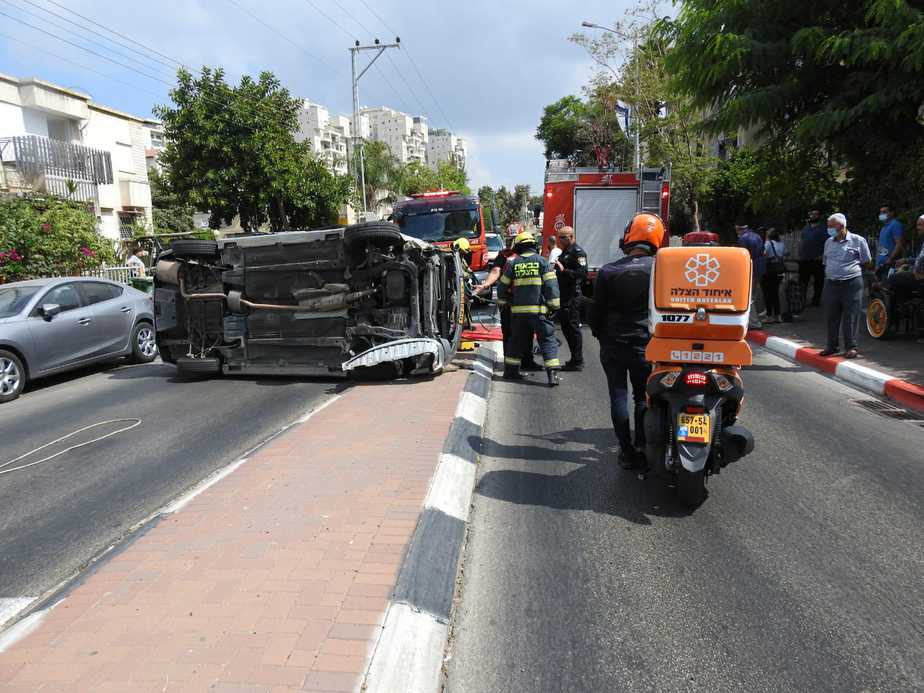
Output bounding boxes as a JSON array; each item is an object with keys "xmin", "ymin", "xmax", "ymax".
[{"xmin": 0, "ymin": 195, "xmax": 116, "ymax": 282}]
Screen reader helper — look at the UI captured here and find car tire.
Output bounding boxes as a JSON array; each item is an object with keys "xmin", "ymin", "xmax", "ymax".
[
  {"xmin": 676, "ymin": 468, "xmax": 707, "ymax": 509},
  {"xmin": 343, "ymin": 222, "xmax": 403, "ymax": 248},
  {"xmin": 0, "ymin": 349, "xmax": 26, "ymax": 403},
  {"xmin": 171, "ymin": 239, "xmax": 219, "ymax": 260},
  {"xmin": 175, "ymin": 356, "xmax": 222, "ymax": 378},
  {"xmin": 866, "ymin": 296, "xmax": 892, "ymax": 339},
  {"xmin": 131, "ymin": 322, "xmax": 159, "ymax": 363}
]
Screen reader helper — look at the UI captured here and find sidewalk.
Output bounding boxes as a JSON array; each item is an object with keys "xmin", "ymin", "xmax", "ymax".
[
  {"xmin": 759, "ymin": 303, "xmax": 923, "ymax": 386},
  {"xmin": 0, "ymin": 366, "xmax": 473, "ymax": 691}
]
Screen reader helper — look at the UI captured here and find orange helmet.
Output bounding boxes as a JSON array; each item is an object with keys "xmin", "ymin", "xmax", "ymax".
[{"xmin": 621, "ymin": 213, "xmax": 666, "ymax": 254}]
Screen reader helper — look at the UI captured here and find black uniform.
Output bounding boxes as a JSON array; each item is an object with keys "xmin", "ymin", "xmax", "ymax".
[
  {"xmin": 556, "ymin": 243, "xmax": 588, "ymax": 366},
  {"xmin": 497, "ymin": 250, "xmax": 561, "ymax": 373},
  {"xmin": 589, "ymin": 254, "xmax": 654, "ymax": 456}
]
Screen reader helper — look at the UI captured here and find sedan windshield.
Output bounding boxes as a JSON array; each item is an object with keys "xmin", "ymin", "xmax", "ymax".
[
  {"xmin": 486, "ymin": 235, "xmax": 504, "ymax": 252},
  {"xmin": 0, "ymin": 286, "xmax": 39, "ymax": 318},
  {"xmin": 396, "ymin": 209, "xmax": 480, "ymax": 242}
]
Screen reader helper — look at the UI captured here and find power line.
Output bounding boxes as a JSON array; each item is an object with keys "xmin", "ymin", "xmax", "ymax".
[
  {"xmin": 3, "ymin": 0, "xmax": 175, "ymax": 78},
  {"xmin": 354, "ymin": 0, "xmax": 456, "ymax": 131},
  {"xmin": 0, "ymin": 9, "xmax": 174, "ymax": 86},
  {"xmin": 302, "ymin": 0, "xmax": 355, "ymax": 38},
  {"xmin": 15, "ymin": 0, "xmax": 179, "ymax": 72},
  {"xmin": 42, "ymin": 0, "xmax": 183, "ymax": 68},
  {"xmin": 0, "ymin": 30, "xmax": 164, "ymax": 99},
  {"xmin": 225, "ymin": 0, "xmax": 342, "ymax": 75}
]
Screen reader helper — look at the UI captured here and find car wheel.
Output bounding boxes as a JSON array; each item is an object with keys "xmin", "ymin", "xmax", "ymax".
[
  {"xmin": 343, "ymin": 222, "xmax": 404, "ymax": 249},
  {"xmin": 866, "ymin": 297, "xmax": 892, "ymax": 339},
  {"xmin": 131, "ymin": 323, "xmax": 159, "ymax": 363},
  {"xmin": 0, "ymin": 349, "xmax": 26, "ymax": 403},
  {"xmin": 175, "ymin": 356, "xmax": 222, "ymax": 379},
  {"xmin": 171, "ymin": 239, "xmax": 219, "ymax": 260}
]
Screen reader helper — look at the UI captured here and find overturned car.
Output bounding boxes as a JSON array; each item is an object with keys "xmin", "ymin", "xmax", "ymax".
[{"xmin": 153, "ymin": 222, "xmax": 466, "ymax": 379}]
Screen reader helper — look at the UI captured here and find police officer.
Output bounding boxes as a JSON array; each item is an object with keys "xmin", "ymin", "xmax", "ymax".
[
  {"xmin": 497, "ymin": 231, "xmax": 562, "ymax": 386},
  {"xmin": 554, "ymin": 226, "xmax": 588, "ymax": 370},
  {"xmin": 589, "ymin": 213, "xmax": 665, "ymax": 468}
]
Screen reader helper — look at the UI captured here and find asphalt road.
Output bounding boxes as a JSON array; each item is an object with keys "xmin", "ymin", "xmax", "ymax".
[
  {"xmin": 446, "ymin": 330, "xmax": 924, "ymax": 692},
  {"xmin": 0, "ymin": 359, "xmax": 339, "ymax": 611}
]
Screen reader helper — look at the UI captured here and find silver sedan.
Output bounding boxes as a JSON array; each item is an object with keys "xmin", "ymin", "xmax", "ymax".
[{"xmin": 0, "ymin": 277, "xmax": 156, "ymax": 403}]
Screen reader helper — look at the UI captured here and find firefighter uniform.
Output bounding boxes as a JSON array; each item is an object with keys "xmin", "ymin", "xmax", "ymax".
[
  {"xmin": 556, "ymin": 243, "xmax": 588, "ymax": 367},
  {"xmin": 497, "ymin": 247, "xmax": 561, "ymax": 383}
]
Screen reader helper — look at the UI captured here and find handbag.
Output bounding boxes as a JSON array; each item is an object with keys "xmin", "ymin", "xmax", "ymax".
[{"xmin": 766, "ymin": 242, "xmax": 785, "ymax": 276}]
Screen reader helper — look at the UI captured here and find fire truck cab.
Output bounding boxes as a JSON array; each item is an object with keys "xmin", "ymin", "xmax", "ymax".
[
  {"xmin": 391, "ymin": 191, "xmax": 489, "ymax": 271},
  {"xmin": 542, "ymin": 162, "xmax": 670, "ymax": 294}
]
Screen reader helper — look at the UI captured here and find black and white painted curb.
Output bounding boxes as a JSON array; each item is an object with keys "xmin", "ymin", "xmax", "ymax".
[{"xmin": 362, "ymin": 343, "xmax": 501, "ymax": 693}]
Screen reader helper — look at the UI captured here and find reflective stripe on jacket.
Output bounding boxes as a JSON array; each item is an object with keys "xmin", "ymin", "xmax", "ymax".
[{"xmin": 496, "ymin": 250, "xmax": 561, "ymax": 314}]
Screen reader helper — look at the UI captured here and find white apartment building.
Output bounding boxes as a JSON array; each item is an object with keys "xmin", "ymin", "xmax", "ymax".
[
  {"xmin": 143, "ymin": 119, "xmax": 165, "ymax": 173},
  {"xmin": 296, "ymin": 101, "xmax": 364, "ymax": 176},
  {"xmin": 360, "ymin": 106, "xmax": 428, "ymax": 164},
  {"xmin": 427, "ymin": 128, "xmax": 467, "ymax": 170},
  {"xmin": 0, "ymin": 73, "xmax": 152, "ymax": 241}
]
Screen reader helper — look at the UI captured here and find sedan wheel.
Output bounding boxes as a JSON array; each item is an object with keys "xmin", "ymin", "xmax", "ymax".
[
  {"xmin": 132, "ymin": 324, "xmax": 159, "ymax": 363},
  {"xmin": 0, "ymin": 350, "xmax": 25, "ymax": 403}
]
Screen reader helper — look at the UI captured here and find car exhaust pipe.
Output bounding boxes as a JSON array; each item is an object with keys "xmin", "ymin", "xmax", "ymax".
[{"xmin": 721, "ymin": 425, "xmax": 754, "ymax": 463}]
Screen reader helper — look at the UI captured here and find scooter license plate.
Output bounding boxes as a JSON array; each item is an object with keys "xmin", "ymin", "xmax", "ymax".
[{"xmin": 677, "ymin": 414, "xmax": 711, "ymax": 444}]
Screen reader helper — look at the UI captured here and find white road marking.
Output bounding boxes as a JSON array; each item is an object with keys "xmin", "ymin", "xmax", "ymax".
[
  {"xmin": 835, "ymin": 361, "xmax": 892, "ymax": 396},
  {"xmin": 363, "ymin": 603, "xmax": 446, "ymax": 693},
  {"xmin": 163, "ymin": 458, "xmax": 249, "ymax": 514},
  {"xmin": 0, "ymin": 598, "xmax": 35, "ymax": 631},
  {"xmin": 0, "ymin": 599, "xmax": 59, "ymax": 653},
  {"xmin": 455, "ymin": 391, "xmax": 487, "ymax": 427},
  {"xmin": 423, "ymin": 453, "xmax": 477, "ymax": 522},
  {"xmin": 764, "ymin": 336, "xmax": 799, "ymax": 359}
]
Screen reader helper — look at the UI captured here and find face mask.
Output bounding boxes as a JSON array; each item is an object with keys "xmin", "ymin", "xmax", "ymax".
[
  {"xmin": 879, "ymin": 213, "xmax": 888, "ymax": 223},
  {"xmin": 827, "ymin": 227, "xmax": 838, "ymax": 238}
]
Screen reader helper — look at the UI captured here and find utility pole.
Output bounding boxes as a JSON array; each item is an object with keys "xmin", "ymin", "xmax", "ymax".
[{"xmin": 350, "ymin": 38, "xmax": 400, "ymax": 220}]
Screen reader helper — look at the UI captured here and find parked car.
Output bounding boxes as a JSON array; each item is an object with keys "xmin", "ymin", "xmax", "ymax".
[
  {"xmin": 485, "ymin": 232, "xmax": 505, "ymax": 262},
  {"xmin": 0, "ymin": 278, "xmax": 157, "ymax": 403},
  {"xmin": 153, "ymin": 222, "xmax": 466, "ymax": 379}
]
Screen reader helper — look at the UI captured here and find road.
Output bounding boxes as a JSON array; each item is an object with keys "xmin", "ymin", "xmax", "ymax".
[
  {"xmin": 446, "ymin": 331, "xmax": 924, "ymax": 692},
  {"xmin": 0, "ymin": 359, "xmax": 339, "ymax": 615}
]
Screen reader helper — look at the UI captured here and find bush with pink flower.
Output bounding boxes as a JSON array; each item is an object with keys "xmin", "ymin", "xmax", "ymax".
[{"xmin": 0, "ymin": 195, "xmax": 115, "ymax": 282}]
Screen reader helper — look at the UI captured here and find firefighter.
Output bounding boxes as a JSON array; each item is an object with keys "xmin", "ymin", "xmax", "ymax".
[
  {"xmin": 497, "ymin": 231, "xmax": 562, "ymax": 386},
  {"xmin": 554, "ymin": 226, "xmax": 588, "ymax": 370},
  {"xmin": 474, "ymin": 243, "xmax": 543, "ymax": 371},
  {"xmin": 589, "ymin": 213, "xmax": 665, "ymax": 468},
  {"xmin": 453, "ymin": 237, "xmax": 474, "ymax": 277}
]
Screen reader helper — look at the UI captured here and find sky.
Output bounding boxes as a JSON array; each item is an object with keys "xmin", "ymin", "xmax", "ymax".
[{"xmin": 0, "ymin": 0, "xmax": 638, "ymax": 194}]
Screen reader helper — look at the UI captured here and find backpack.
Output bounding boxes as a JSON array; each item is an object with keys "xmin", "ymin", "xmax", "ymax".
[{"xmin": 766, "ymin": 241, "xmax": 785, "ymax": 277}]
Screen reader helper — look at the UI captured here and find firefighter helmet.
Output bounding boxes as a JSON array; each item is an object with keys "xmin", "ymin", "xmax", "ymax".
[
  {"xmin": 513, "ymin": 230, "xmax": 536, "ymax": 247},
  {"xmin": 621, "ymin": 213, "xmax": 666, "ymax": 254},
  {"xmin": 453, "ymin": 237, "xmax": 471, "ymax": 253}
]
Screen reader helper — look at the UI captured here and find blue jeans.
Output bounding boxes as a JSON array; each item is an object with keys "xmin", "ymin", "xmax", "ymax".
[{"xmin": 599, "ymin": 342, "xmax": 651, "ymax": 453}]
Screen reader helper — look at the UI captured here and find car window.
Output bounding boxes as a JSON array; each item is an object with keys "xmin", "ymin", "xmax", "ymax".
[
  {"xmin": 81, "ymin": 282, "xmax": 123, "ymax": 305},
  {"xmin": 41, "ymin": 284, "xmax": 83, "ymax": 312},
  {"xmin": 0, "ymin": 286, "xmax": 40, "ymax": 318}
]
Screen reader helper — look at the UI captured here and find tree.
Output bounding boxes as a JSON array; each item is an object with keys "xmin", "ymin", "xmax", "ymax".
[
  {"xmin": 149, "ymin": 168, "xmax": 195, "ymax": 235},
  {"xmin": 536, "ymin": 96, "xmax": 587, "ymax": 161},
  {"xmin": 663, "ymin": 0, "xmax": 924, "ymax": 228},
  {"xmin": 359, "ymin": 140, "xmax": 400, "ymax": 210},
  {"xmin": 155, "ymin": 67, "xmax": 352, "ymax": 232}
]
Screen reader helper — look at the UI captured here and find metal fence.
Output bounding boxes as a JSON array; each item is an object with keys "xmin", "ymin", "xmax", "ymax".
[
  {"xmin": 0, "ymin": 135, "xmax": 113, "ymax": 184},
  {"xmin": 81, "ymin": 265, "xmax": 136, "ymax": 284}
]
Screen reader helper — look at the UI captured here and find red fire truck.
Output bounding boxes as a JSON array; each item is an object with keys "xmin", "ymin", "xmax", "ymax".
[
  {"xmin": 390, "ymin": 191, "xmax": 490, "ymax": 271},
  {"xmin": 541, "ymin": 162, "xmax": 671, "ymax": 291}
]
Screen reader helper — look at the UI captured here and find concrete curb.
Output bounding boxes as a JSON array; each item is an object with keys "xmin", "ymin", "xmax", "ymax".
[
  {"xmin": 748, "ymin": 330, "xmax": 924, "ymax": 413},
  {"xmin": 362, "ymin": 344, "xmax": 501, "ymax": 693}
]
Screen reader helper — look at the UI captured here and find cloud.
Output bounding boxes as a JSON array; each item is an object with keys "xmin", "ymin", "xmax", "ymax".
[{"xmin": 0, "ymin": 0, "xmax": 637, "ymax": 189}]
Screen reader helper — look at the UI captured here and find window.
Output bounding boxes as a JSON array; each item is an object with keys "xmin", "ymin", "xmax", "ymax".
[
  {"xmin": 81, "ymin": 282, "xmax": 122, "ymax": 305},
  {"xmin": 41, "ymin": 284, "xmax": 82, "ymax": 312},
  {"xmin": 0, "ymin": 286, "xmax": 40, "ymax": 318}
]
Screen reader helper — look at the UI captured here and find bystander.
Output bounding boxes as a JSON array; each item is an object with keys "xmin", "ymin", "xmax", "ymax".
[
  {"xmin": 876, "ymin": 205, "xmax": 905, "ymax": 274},
  {"xmin": 735, "ymin": 222, "xmax": 765, "ymax": 329},
  {"xmin": 762, "ymin": 229, "xmax": 786, "ymax": 323},
  {"xmin": 799, "ymin": 209, "xmax": 827, "ymax": 306},
  {"xmin": 821, "ymin": 213, "xmax": 872, "ymax": 359}
]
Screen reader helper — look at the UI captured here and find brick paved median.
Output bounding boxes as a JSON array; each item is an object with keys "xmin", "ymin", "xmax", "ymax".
[{"xmin": 0, "ymin": 370, "xmax": 467, "ymax": 692}]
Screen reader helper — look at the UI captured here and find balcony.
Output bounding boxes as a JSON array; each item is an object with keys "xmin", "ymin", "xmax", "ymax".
[{"xmin": 1, "ymin": 134, "xmax": 113, "ymax": 184}]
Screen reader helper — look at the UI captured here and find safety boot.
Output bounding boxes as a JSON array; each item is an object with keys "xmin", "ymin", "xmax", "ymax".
[
  {"xmin": 504, "ymin": 367, "xmax": 528, "ymax": 381},
  {"xmin": 546, "ymin": 368, "xmax": 560, "ymax": 387}
]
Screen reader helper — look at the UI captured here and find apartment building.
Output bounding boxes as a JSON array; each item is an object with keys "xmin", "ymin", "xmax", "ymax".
[
  {"xmin": 427, "ymin": 128, "xmax": 467, "ymax": 170},
  {"xmin": 360, "ymin": 106, "xmax": 428, "ymax": 164},
  {"xmin": 295, "ymin": 101, "xmax": 365, "ymax": 176},
  {"xmin": 0, "ymin": 73, "xmax": 152, "ymax": 240},
  {"xmin": 143, "ymin": 119, "xmax": 165, "ymax": 173}
]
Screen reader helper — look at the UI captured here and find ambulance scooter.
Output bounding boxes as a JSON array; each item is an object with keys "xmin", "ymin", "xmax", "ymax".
[{"xmin": 644, "ymin": 246, "xmax": 756, "ymax": 507}]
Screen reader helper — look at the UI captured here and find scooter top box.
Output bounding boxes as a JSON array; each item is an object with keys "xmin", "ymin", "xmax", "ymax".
[{"xmin": 650, "ymin": 246, "xmax": 753, "ymax": 342}]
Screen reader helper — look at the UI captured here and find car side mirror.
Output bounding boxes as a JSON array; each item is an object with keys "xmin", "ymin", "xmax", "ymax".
[{"xmin": 40, "ymin": 303, "xmax": 62, "ymax": 320}]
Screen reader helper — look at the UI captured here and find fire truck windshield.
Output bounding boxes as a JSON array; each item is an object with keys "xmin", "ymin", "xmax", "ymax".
[{"xmin": 395, "ymin": 208, "xmax": 480, "ymax": 242}]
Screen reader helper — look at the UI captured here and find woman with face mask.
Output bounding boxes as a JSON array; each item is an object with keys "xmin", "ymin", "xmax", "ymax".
[{"xmin": 820, "ymin": 213, "xmax": 872, "ymax": 359}]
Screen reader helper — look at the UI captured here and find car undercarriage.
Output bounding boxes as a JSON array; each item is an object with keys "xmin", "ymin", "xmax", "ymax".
[{"xmin": 153, "ymin": 222, "xmax": 466, "ymax": 379}]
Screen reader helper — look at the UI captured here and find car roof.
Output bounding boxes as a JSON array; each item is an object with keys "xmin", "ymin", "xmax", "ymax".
[{"xmin": 0, "ymin": 277, "xmax": 120, "ymax": 290}]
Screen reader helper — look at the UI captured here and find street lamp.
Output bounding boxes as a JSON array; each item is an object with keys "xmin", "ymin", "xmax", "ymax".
[{"xmin": 581, "ymin": 20, "xmax": 641, "ymax": 174}]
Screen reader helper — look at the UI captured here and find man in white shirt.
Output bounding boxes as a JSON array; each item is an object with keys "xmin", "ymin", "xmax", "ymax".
[
  {"xmin": 548, "ymin": 235, "xmax": 562, "ymax": 265},
  {"xmin": 127, "ymin": 247, "xmax": 146, "ymax": 277}
]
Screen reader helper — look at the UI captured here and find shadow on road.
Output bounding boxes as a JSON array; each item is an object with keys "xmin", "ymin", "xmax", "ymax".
[{"xmin": 472, "ymin": 432, "xmax": 690, "ymax": 524}]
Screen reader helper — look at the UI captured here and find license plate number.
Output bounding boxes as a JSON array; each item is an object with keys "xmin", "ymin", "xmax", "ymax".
[{"xmin": 677, "ymin": 414, "xmax": 711, "ymax": 444}]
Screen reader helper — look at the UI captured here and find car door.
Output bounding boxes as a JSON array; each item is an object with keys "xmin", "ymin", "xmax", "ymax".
[
  {"xmin": 78, "ymin": 281, "xmax": 134, "ymax": 357},
  {"xmin": 27, "ymin": 282, "xmax": 96, "ymax": 374}
]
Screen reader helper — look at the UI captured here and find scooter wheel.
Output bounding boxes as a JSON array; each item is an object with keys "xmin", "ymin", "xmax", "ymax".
[{"xmin": 676, "ymin": 468, "xmax": 707, "ymax": 508}]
